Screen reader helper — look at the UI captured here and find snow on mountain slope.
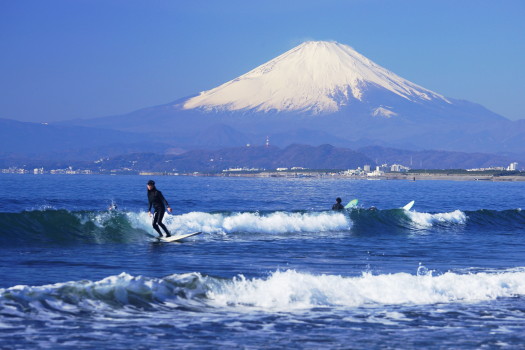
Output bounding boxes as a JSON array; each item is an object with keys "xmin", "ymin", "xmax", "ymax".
[{"xmin": 183, "ymin": 41, "xmax": 450, "ymax": 114}]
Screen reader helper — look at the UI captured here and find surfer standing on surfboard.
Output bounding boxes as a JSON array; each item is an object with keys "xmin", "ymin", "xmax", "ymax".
[{"xmin": 147, "ymin": 180, "xmax": 172, "ymax": 237}]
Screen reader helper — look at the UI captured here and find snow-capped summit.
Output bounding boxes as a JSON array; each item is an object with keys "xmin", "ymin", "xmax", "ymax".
[{"xmin": 183, "ymin": 41, "xmax": 449, "ymax": 114}]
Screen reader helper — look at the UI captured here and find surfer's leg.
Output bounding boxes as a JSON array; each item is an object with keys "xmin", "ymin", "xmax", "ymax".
[
  {"xmin": 152, "ymin": 211, "xmax": 163, "ymax": 237},
  {"xmin": 157, "ymin": 210, "xmax": 171, "ymax": 237}
]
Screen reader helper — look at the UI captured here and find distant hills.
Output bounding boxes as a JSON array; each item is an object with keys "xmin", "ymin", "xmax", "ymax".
[
  {"xmin": 357, "ymin": 146, "xmax": 519, "ymax": 170},
  {"xmin": 93, "ymin": 144, "xmax": 372, "ymax": 172},
  {"xmin": 91, "ymin": 145, "xmax": 522, "ymax": 172},
  {"xmin": 1, "ymin": 144, "xmax": 518, "ymax": 173}
]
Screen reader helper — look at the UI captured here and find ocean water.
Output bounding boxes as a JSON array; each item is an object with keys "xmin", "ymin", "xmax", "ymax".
[{"xmin": 0, "ymin": 174, "xmax": 524, "ymax": 349}]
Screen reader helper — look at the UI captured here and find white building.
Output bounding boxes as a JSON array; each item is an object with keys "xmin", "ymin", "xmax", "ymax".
[
  {"xmin": 344, "ymin": 168, "xmax": 364, "ymax": 176},
  {"xmin": 507, "ymin": 162, "xmax": 518, "ymax": 171},
  {"xmin": 390, "ymin": 164, "xmax": 410, "ymax": 172},
  {"xmin": 367, "ymin": 169, "xmax": 384, "ymax": 177},
  {"xmin": 376, "ymin": 164, "xmax": 390, "ymax": 172}
]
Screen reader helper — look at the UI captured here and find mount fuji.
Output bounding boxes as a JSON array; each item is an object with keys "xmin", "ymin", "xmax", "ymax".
[
  {"xmin": 67, "ymin": 41, "xmax": 524, "ymax": 154},
  {"xmin": 183, "ymin": 41, "xmax": 451, "ymax": 114}
]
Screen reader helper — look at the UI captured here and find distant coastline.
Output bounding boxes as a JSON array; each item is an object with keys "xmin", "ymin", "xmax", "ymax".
[
  {"xmin": 2, "ymin": 170, "xmax": 524, "ymax": 181},
  {"xmin": 382, "ymin": 173, "xmax": 525, "ymax": 182},
  {"xmin": 211, "ymin": 172, "xmax": 525, "ymax": 182}
]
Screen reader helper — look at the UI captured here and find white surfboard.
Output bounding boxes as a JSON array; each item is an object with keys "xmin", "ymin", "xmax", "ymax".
[
  {"xmin": 159, "ymin": 231, "xmax": 202, "ymax": 243},
  {"xmin": 402, "ymin": 200, "xmax": 415, "ymax": 211}
]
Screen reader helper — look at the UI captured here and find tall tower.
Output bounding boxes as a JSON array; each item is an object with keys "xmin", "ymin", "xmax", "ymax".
[{"xmin": 266, "ymin": 136, "xmax": 270, "ymax": 148}]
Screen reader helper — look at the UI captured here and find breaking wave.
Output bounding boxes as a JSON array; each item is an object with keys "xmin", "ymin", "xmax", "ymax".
[
  {"xmin": 167, "ymin": 210, "xmax": 350, "ymax": 235},
  {"xmin": 208, "ymin": 268, "xmax": 525, "ymax": 310},
  {"xmin": 0, "ymin": 208, "xmax": 522, "ymax": 245},
  {"xmin": 2, "ymin": 268, "xmax": 524, "ymax": 317},
  {"xmin": 406, "ymin": 209, "xmax": 467, "ymax": 228},
  {"xmin": 349, "ymin": 207, "xmax": 524, "ymax": 234},
  {"xmin": 0, "ymin": 209, "xmax": 350, "ymax": 245}
]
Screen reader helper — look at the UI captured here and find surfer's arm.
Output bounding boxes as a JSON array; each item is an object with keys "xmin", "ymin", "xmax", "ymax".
[
  {"xmin": 164, "ymin": 200, "xmax": 172, "ymax": 212},
  {"xmin": 159, "ymin": 191, "xmax": 170, "ymax": 209}
]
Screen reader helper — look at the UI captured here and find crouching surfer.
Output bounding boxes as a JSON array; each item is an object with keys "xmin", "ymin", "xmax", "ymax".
[{"xmin": 146, "ymin": 180, "xmax": 172, "ymax": 237}]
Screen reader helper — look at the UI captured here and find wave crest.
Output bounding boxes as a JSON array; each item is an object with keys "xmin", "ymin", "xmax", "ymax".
[
  {"xmin": 1, "ymin": 208, "xmax": 523, "ymax": 245},
  {"xmin": 407, "ymin": 210, "xmax": 467, "ymax": 228},
  {"xmin": 167, "ymin": 211, "xmax": 350, "ymax": 235},
  {"xmin": 0, "ymin": 210, "xmax": 351, "ymax": 245},
  {"xmin": 207, "ymin": 269, "xmax": 525, "ymax": 309},
  {"xmin": 2, "ymin": 268, "xmax": 525, "ymax": 316}
]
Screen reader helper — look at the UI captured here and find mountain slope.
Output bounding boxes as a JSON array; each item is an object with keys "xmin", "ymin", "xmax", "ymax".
[
  {"xmin": 63, "ymin": 41, "xmax": 523, "ymax": 154},
  {"xmin": 183, "ymin": 41, "xmax": 450, "ymax": 114}
]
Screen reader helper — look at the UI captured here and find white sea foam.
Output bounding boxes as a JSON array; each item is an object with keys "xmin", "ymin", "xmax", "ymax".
[
  {"xmin": 2, "ymin": 269, "xmax": 525, "ymax": 315},
  {"xmin": 207, "ymin": 269, "xmax": 525, "ymax": 310},
  {"xmin": 407, "ymin": 210, "xmax": 467, "ymax": 228},
  {"xmin": 137, "ymin": 211, "xmax": 351, "ymax": 235},
  {"xmin": 125, "ymin": 211, "xmax": 157, "ymax": 232},
  {"xmin": 76, "ymin": 211, "xmax": 114, "ymax": 228}
]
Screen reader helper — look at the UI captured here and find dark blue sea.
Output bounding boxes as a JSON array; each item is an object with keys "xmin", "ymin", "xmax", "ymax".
[{"xmin": 1, "ymin": 174, "xmax": 524, "ymax": 349}]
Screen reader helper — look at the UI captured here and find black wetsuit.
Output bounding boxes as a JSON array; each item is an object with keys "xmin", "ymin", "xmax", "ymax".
[
  {"xmin": 147, "ymin": 188, "xmax": 171, "ymax": 237},
  {"xmin": 332, "ymin": 202, "xmax": 344, "ymax": 210}
]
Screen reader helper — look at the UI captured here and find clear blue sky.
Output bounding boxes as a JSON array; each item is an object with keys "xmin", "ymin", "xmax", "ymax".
[{"xmin": 1, "ymin": 0, "xmax": 524, "ymax": 122}]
